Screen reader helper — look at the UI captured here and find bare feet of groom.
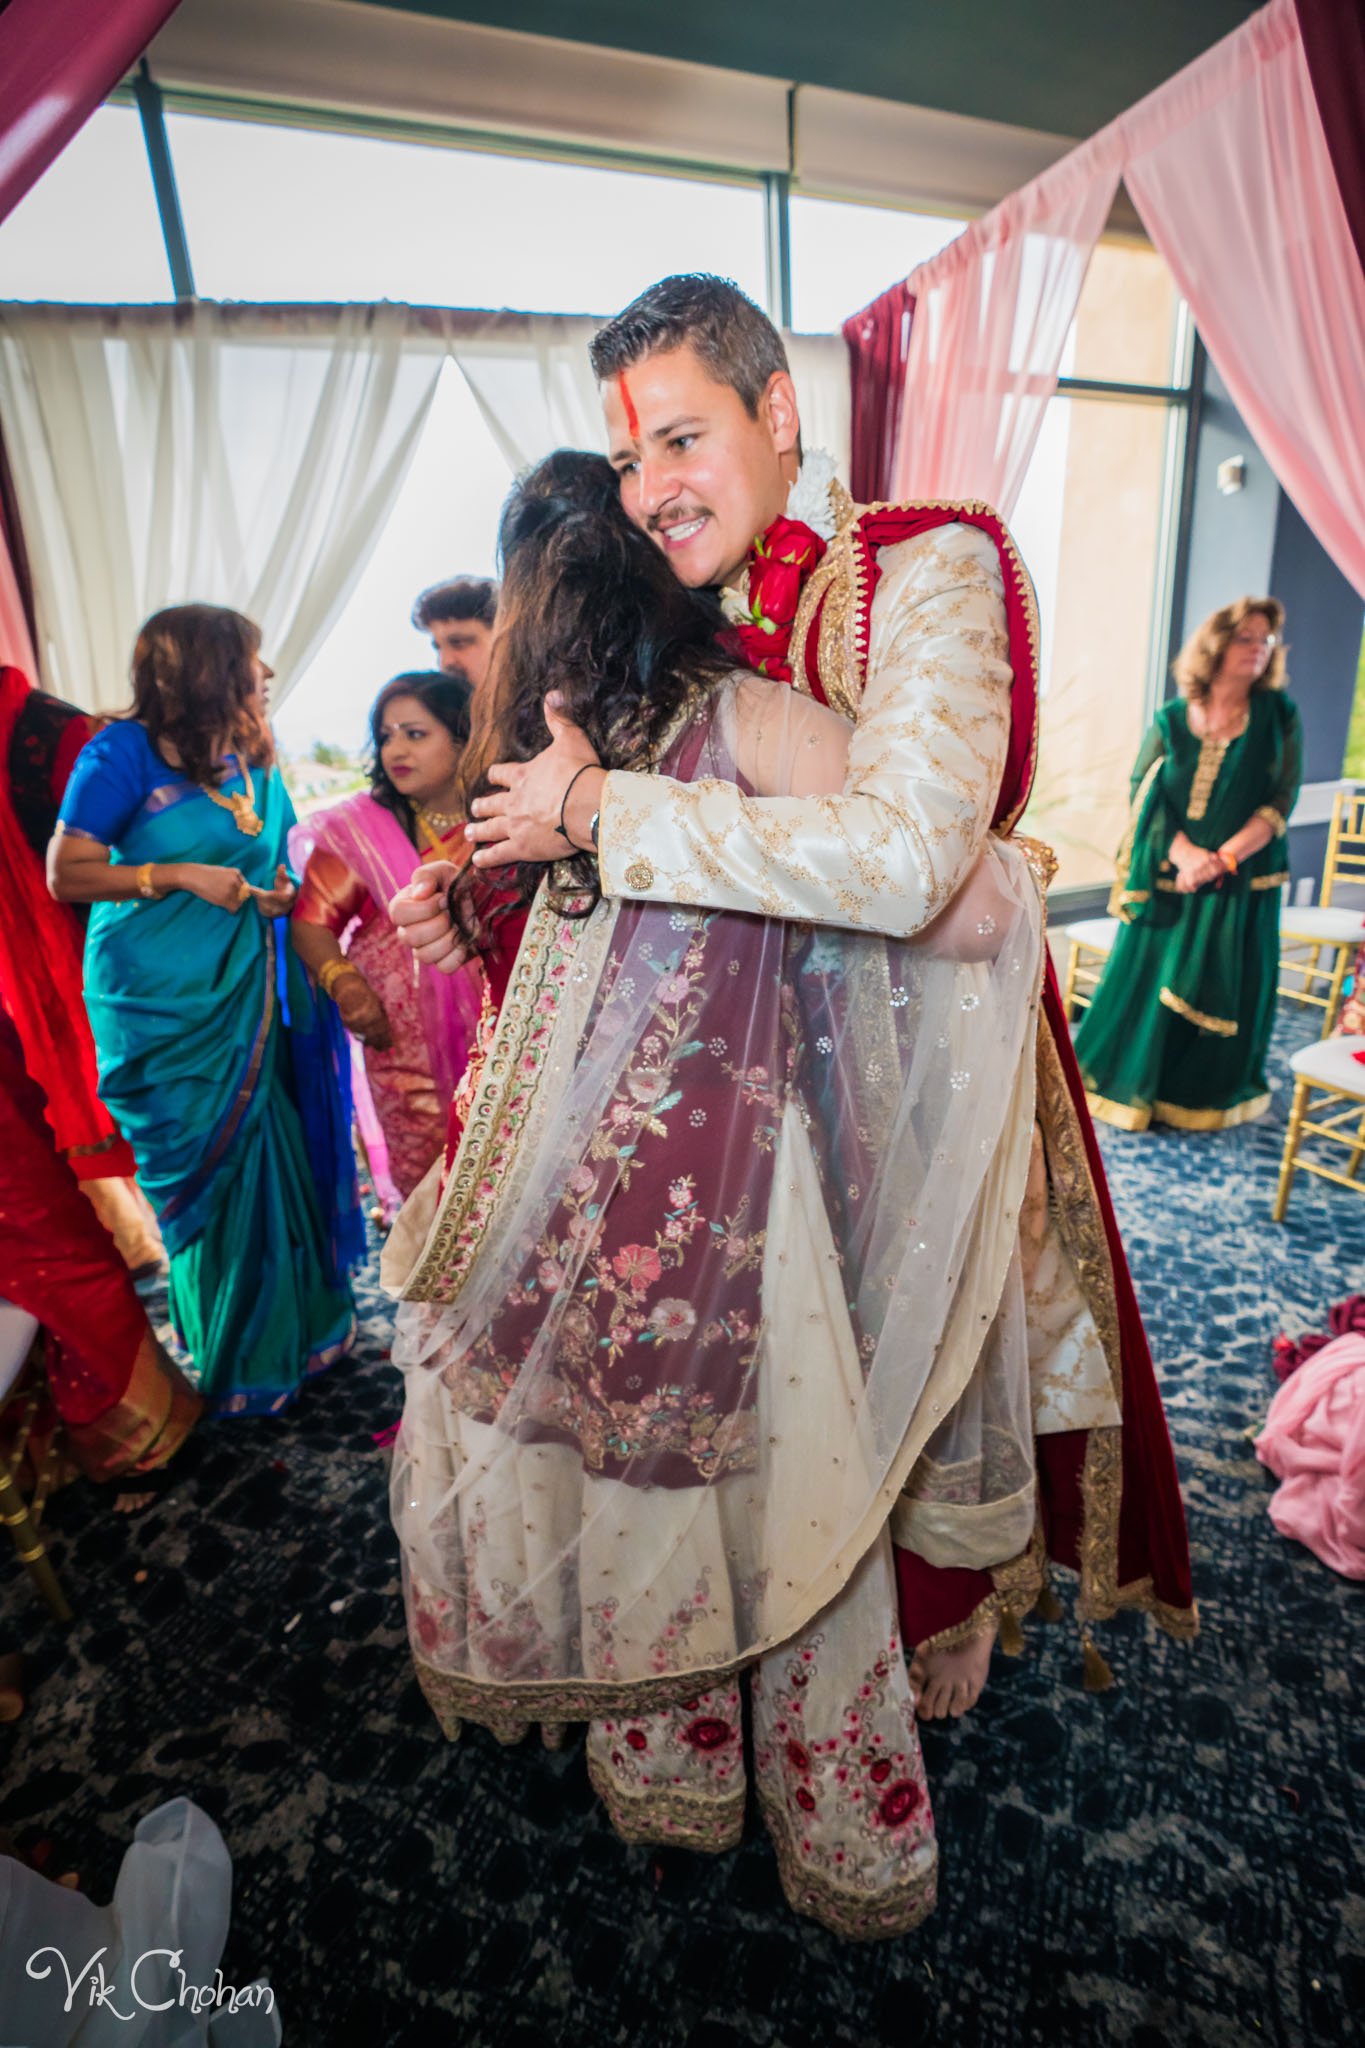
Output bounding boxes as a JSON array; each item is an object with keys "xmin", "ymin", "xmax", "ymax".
[{"xmin": 909, "ymin": 1617, "xmax": 997, "ymax": 1720}]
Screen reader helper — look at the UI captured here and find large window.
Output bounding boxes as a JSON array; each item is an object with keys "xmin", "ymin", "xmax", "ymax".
[
  {"xmin": 0, "ymin": 106, "xmax": 172, "ymax": 301},
  {"xmin": 789, "ymin": 195, "xmax": 958, "ymax": 331},
  {"xmin": 1012, "ymin": 239, "xmax": 1188, "ymax": 892},
  {"xmin": 164, "ymin": 113, "xmax": 769, "ymax": 312},
  {"xmin": 1012, "ymin": 393, "xmax": 1177, "ymax": 889}
]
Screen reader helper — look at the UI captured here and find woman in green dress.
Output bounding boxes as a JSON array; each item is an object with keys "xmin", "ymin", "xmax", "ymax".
[{"xmin": 1075, "ymin": 596, "xmax": 1300, "ymax": 1132}]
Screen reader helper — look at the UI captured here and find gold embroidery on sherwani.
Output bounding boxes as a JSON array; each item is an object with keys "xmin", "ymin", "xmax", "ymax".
[
  {"xmin": 1035, "ymin": 1015, "xmax": 1198, "ymax": 1639},
  {"xmin": 599, "ymin": 515, "xmax": 1022, "ymax": 940},
  {"xmin": 835, "ymin": 498, "xmax": 1041, "ymax": 832}
]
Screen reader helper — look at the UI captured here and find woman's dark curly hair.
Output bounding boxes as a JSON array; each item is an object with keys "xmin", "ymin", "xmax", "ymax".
[
  {"xmin": 129, "ymin": 604, "xmax": 274, "ymax": 787},
  {"xmin": 368, "ymin": 669, "xmax": 473, "ymax": 844},
  {"xmin": 458, "ymin": 450, "xmax": 729, "ymax": 922}
]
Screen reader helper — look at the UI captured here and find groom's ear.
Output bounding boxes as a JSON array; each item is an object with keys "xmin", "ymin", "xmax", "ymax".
[{"xmin": 762, "ymin": 371, "xmax": 801, "ymax": 458}]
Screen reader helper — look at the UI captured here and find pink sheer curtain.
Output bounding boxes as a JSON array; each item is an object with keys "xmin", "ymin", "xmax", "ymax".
[
  {"xmin": 0, "ymin": 428, "xmax": 36, "ymax": 677},
  {"xmin": 884, "ymin": 0, "xmax": 1365, "ymax": 596},
  {"xmin": 1120, "ymin": 0, "xmax": 1365, "ymax": 597},
  {"xmin": 891, "ymin": 132, "xmax": 1122, "ymax": 516},
  {"xmin": 0, "ymin": 0, "xmax": 183, "ymax": 226},
  {"xmin": 0, "ymin": 539, "xmax": 36, "ymax": 680}
]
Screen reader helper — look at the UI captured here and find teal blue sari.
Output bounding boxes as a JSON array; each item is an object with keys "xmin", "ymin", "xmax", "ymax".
[{"xmin": 59, "ymin": 720, "xmax": 357, "ymax": 1414}]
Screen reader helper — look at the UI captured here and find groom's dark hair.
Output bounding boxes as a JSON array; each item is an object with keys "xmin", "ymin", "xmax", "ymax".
[{"xmin": 590, "ymin": 274, "xmax": 790, "ymax": 416}]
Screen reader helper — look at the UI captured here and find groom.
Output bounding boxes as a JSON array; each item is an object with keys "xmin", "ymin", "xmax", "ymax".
[{"xmin": 394, "ymin": 274, "xmax": 1196, "ymax": 1711}]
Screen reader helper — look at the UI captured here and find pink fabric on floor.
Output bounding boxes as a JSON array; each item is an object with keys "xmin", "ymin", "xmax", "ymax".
[{"xmin": 1255, "ymin": 1331, "xmax": 1365, "ymax": 1579}]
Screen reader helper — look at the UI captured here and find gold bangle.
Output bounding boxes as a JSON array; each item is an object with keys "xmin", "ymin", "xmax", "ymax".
[
  {"xmin": 136, "ymin": 862, "xmax": 159, "ymax": 900},
  {"xmin": 317, "ymin": 956, "xmax": 361, "ymax": 999}
]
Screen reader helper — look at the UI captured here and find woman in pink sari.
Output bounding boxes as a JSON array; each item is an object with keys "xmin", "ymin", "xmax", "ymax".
[{"xmin": 291, "ymin": 673, "xmax": 484, "ymax": 1209}]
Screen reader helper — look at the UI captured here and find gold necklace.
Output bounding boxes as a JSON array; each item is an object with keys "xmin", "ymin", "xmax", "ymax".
[
  {"xmin": 203, "ymin": 757, "xmax": 263, "ymax": 837},
  {"xmin": 1195, "ymin": 700, "xmax": 1250, "ymax": 744},
  {"xmin": 415, "ymin": 803, "xmax": 462, "ymax": 855}
]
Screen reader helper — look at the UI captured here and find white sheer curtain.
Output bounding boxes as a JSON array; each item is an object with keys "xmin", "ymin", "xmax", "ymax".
[
  {"xmin": 448, "ymin": 313, "xmax": 606, "ymax": 469},
  {"xmin": 449, "ymin": 316, "xmax": 853, "ymax": 482},
  {"xmin": 0, "ymin": 302, "xmax": 447, "ymax": 709},
  {"xmin": 892, "ymin": 132, "xmax": 1122, "ymax": 516},
  {"xmin": 0, "ymin": 302, "xmax": 857, "ymax": 718}
]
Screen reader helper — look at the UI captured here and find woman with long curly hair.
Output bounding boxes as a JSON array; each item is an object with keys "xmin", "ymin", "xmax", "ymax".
[
  {"xmin": 48, "ymin": 604, "xmax": 359, "ymax": 1413},
  {"xmin": 290, "ymin": 670, "xmax": 484, "ymax": 1209},
  {"xmin": 1075, "ymin": 595, "xmax": 1302, "ymax": 1132}
]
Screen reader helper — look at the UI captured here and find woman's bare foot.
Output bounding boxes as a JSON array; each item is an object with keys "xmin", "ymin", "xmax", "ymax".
[{"xmin": 909, "ymin": 1617, "xmax": 997, "ymax": 1721}]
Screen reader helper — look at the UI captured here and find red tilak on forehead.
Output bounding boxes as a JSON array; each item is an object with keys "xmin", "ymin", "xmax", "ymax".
[{"xmin": 618, "ymin": 373, "xmax": 641, "ymax": 441}]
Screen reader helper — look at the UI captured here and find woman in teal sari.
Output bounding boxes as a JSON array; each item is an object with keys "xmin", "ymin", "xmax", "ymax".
[
  {"xmin": 49, "ymin": 604, "xmax": 359, "ymax": 1412},
  {"xmin": 1075, "ymin": 596, "xmax": 1301, "ymax": 1133}
]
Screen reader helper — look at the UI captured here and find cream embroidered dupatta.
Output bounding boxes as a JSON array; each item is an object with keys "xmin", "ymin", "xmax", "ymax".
[{"xmin": 386, "ymin": 673, "xmax": 1044, "ymax": 1737}]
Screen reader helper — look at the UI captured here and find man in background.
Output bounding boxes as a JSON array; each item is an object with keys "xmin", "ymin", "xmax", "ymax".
[{"xmin": 411, "ymin": 575, "xmax": 498, "ymax": 692}]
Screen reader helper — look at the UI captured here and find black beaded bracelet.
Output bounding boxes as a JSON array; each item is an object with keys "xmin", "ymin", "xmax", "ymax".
[{"xmin": 557, "ymin": 763, "xmax": 595, "ymax": 849}]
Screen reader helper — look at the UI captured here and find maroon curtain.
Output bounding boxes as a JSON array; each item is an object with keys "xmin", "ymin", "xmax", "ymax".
[
  {"xmin": 841, "ymin": 280, "xmax": 915, "ymax": 506},
  {"xmin": 1295, "ymin": 0, "xmax": 1365, "ymax": 279},
  {"xmin": 0, "ymin": 0, "xmax": 183, "ymax": 225}
]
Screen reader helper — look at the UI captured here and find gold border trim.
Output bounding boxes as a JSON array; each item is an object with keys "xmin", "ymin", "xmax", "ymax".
[
  {"xmin": 1084, "ymin": 1091, "xmax": 1152, "ymax": 1132},
  {"xmin": 588, "ymin": 1750, "xmax": 746, "ymax": 1855},
  {"xmin": 1255, "ymin": 805, "xmax": 1287, "ymax": 839},
  {"xmin": 793, "ymin": 496, "xmax": 1042, "ymax": 834},
  {"xmin": 1151, "ymin": 1092, "xmax": 1271, "ymax": 1132},
  {"xmin": 755, "ymin": 1775, "xmax": 938, "ymax": 1941},
  {"xmin": 1085, "ymin": 1088, "xmax": 1272, "ymax": 1133},
  {"xmin": 413, "ymin": 1651, "xmax": 753, "ymax": 1737},
  {"xmin": 1158, "ymin": 987, "xmax": 1238, "ymax": 1037}
]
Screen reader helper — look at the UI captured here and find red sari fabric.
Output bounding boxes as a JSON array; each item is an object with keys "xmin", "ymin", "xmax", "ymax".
[
  {"xmin": 0, "ymin": 1010, "xmax": 200, "ymax": 1477},
  {"xmin": 0, "ymin": 666, "xmax": 136, "ymax": 1178},
  {"xmin": 799, "ymin": 506, "xmax": 1193, "ymax": 1635}
]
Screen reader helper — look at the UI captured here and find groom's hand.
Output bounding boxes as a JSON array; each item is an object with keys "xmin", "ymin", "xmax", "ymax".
[{"xmin": 466, "ymin": 695, "xmax": 606, "ymax": 868}]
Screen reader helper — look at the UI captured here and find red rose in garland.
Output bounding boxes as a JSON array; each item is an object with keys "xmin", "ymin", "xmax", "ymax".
[{"xmin": 722, "ymin": 515, "xmax": 827, "ymax": 684}]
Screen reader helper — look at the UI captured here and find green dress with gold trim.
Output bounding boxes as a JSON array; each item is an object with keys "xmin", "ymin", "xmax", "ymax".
[{"xmin": 1074, "ymin": 689, "xmax": 1301, "ymax": 1132}]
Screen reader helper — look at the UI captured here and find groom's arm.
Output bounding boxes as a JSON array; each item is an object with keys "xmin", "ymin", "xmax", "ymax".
[{"xmin": 596, "ymin": 521, "xmax": 1012, "ymax": 938}]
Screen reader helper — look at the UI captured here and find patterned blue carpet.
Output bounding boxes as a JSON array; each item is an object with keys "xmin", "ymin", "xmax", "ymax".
[{"xmin": 1, "ymin": 1001, "xmax": 1363, "ymax": 2047}]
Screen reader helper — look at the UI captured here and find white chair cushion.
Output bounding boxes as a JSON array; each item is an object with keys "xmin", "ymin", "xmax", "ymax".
[
  {"xmin": 0, "ymin": 1300, "xmax": 39, "ymax": 1400},
  {"xmin": 1289, "ymin": 1033, "xmax": 1365, "ymax": 1093},
  {"xmin": 1064, "ymin": 917, "xmax": 1119, "ymax": 954},
  {"xmin": 1280, "ymin": 905, "xmax": 1365, "ymax": 945}
]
